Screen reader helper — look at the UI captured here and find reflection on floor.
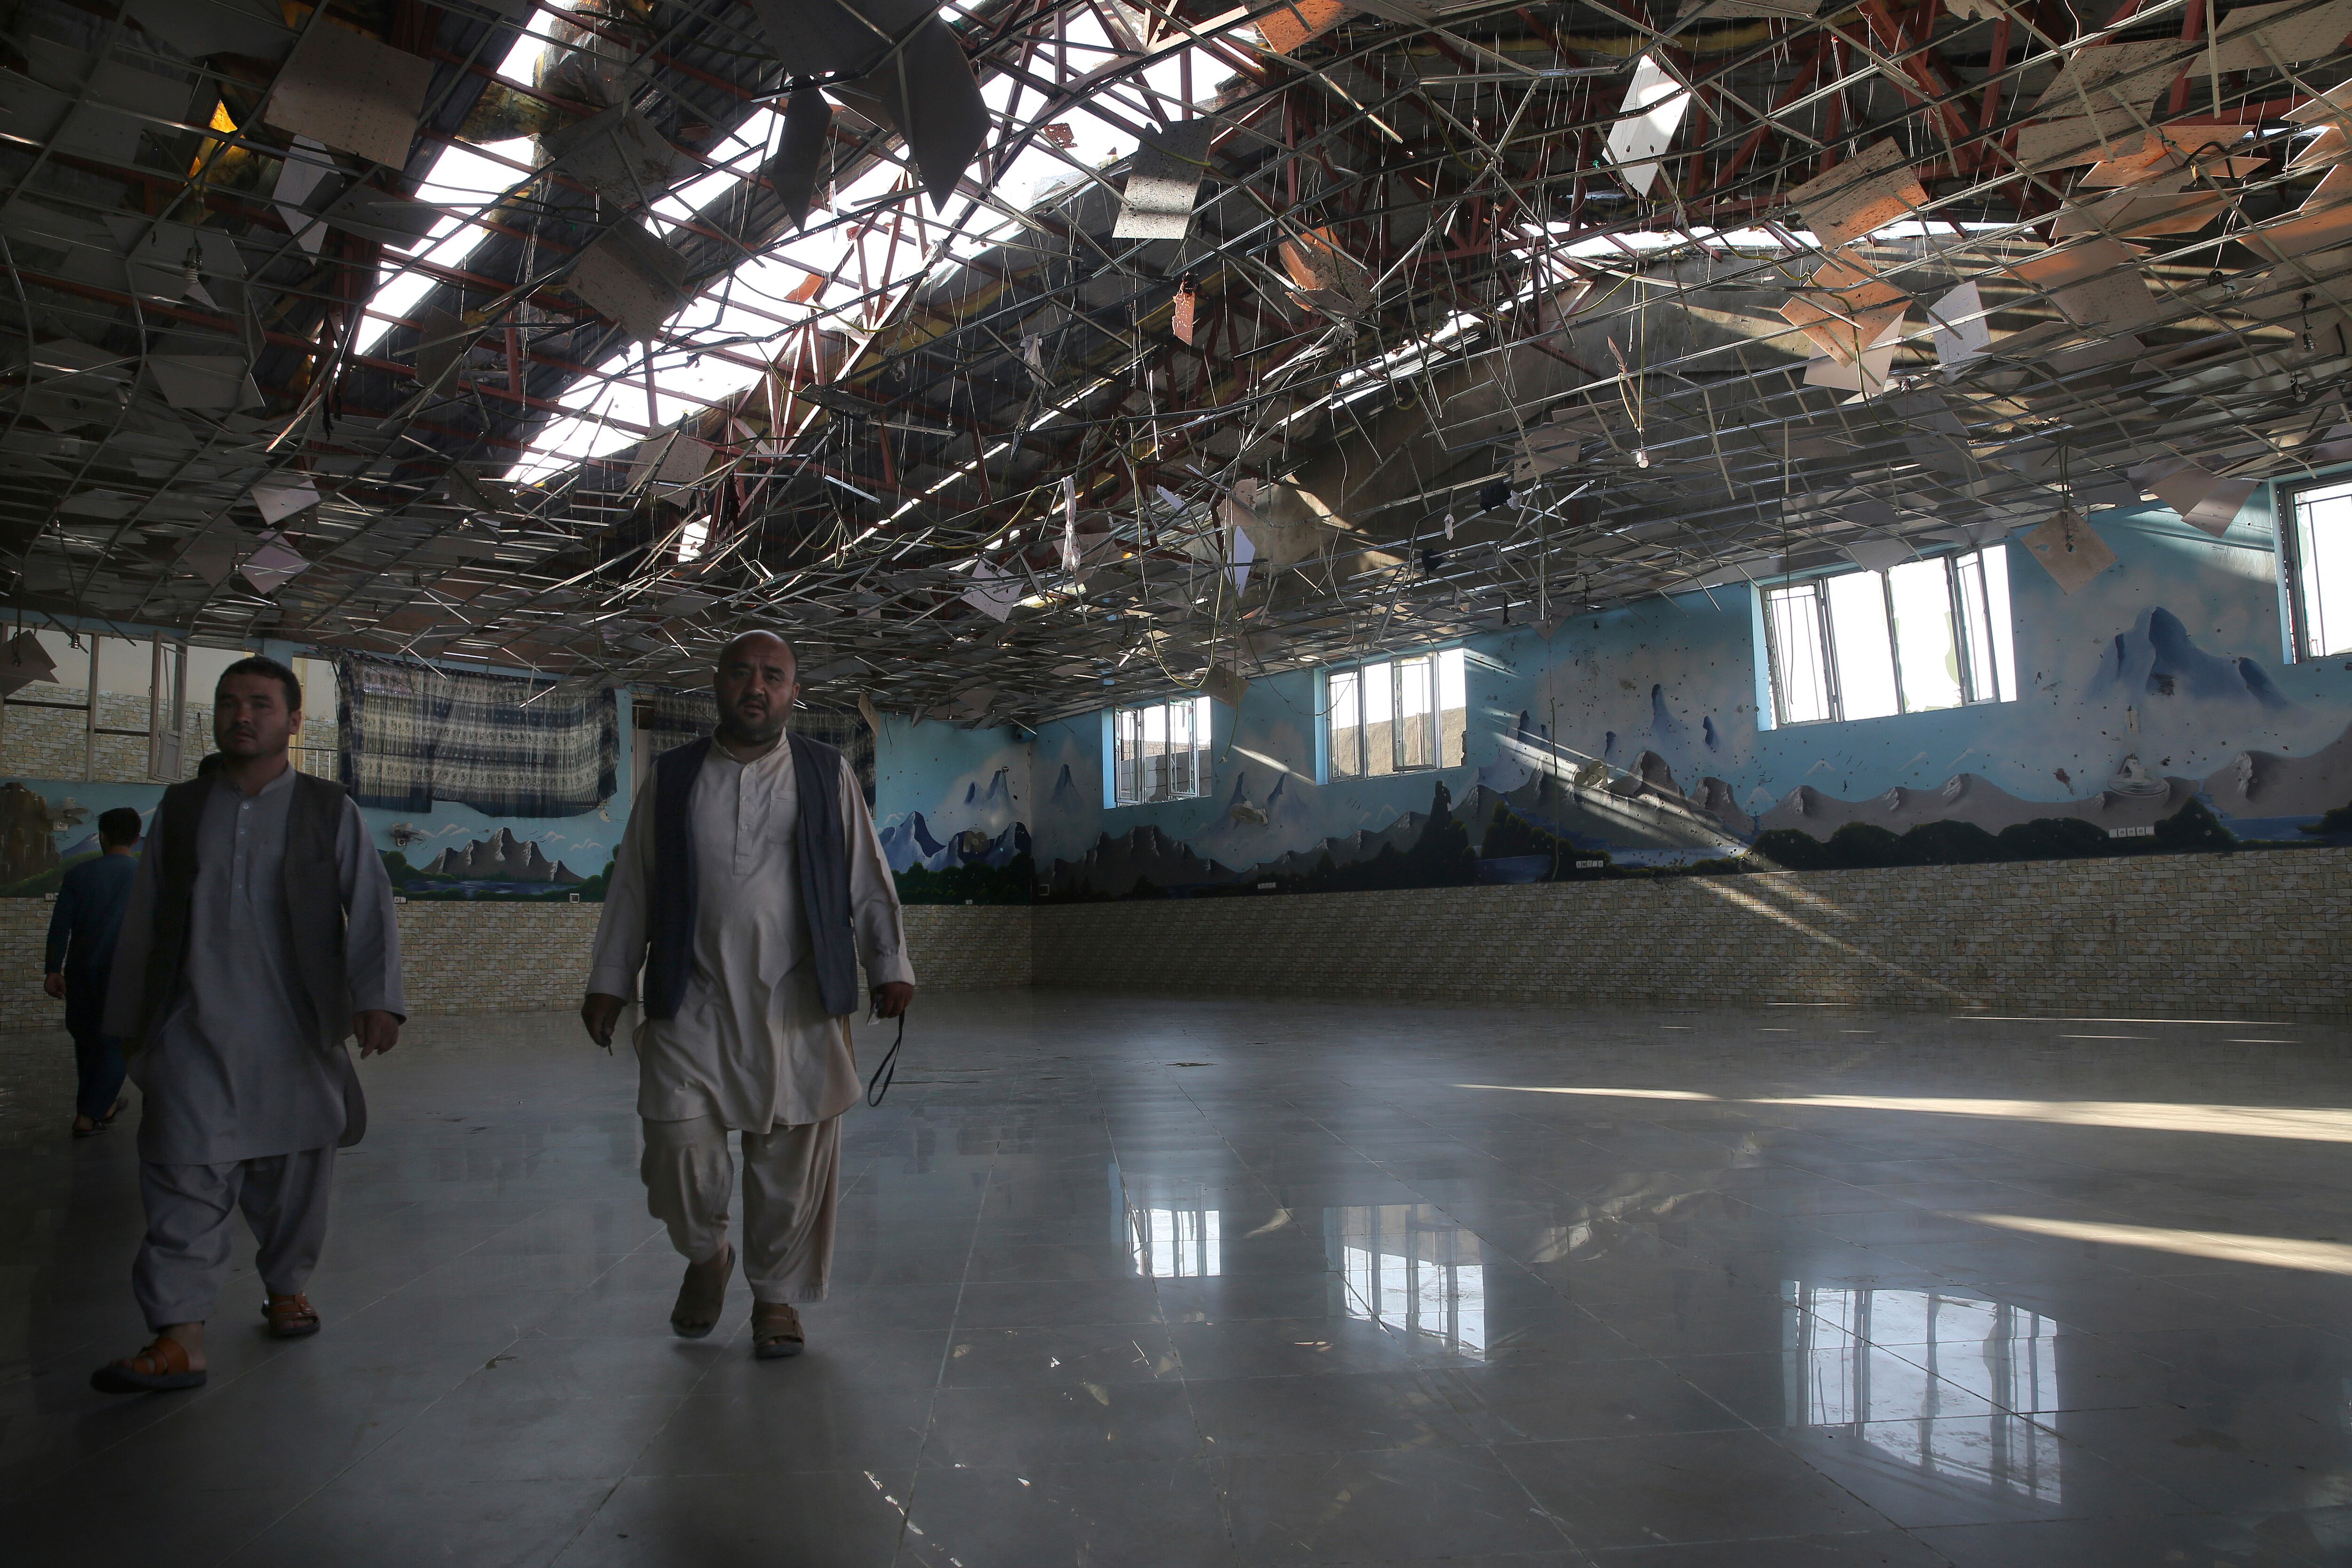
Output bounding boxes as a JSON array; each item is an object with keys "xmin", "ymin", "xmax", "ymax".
[{"xmin": 6, "ymin": 994, "xmax": 2352, "ymax": 1566}]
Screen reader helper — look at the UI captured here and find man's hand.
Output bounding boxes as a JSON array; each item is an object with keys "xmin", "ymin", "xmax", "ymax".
[
  {"xmin": 43, "ymin": 972, "xmax": 64, "ymax": 1001},
  {"xmin": 582, "ymin": 992, "xmax": 628, "ymax": 1049},
  {"xmin": 353, "ymin": 1010, "xmax": 401, "ymax": 1059},
  {"xmin": 871, "ymin": 981, "xmax": 914, "ymax": 1020}
]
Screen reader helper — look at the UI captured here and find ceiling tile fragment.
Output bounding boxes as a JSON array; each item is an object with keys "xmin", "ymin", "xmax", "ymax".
[
  {"xmin": 264, "ymin": 24, "xmax": 434, "ymax": 169},
  {"xmin": 1606, "ymin": 55, "xmax": 1691, "ymax": 200},
  {"xmin": 2019, "ymin": 509, "xmax": 2118, "ymax": 592},
  {"xmin": 544, "ymin": 106, "xmax": 684, "ymax": 205},
  {"xmin": 1787, "ymin": 140, "xmax": 1928, "ymax": 249},
  {"xmin": 1113, "ymin": 122, "xmax": 1212, "ymax": 241},
  {"xmin": 149, "ymin": 358, "xmax": 260, "ymax": 412},
  {"xmin": 252, "ymin": 476, "xmax": 323, "ymax": 525},
  {"xmin": 568, "ymin": 223, "xmax": 691, "ymax": 341}
]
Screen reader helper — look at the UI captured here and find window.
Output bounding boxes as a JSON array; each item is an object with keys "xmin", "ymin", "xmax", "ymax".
[
  {"xmin": 1789, "ymin": 1281, "xmax": 2060, "ymax": 1504},
  {"xmin": 2285, "ymin": 478, "xmax": 2352, "ymax": 659},
  {"xmin": 1109, "ymin": 694, "xmax": 1211, "ymax": 805},
  {"xmin": 1762, "ymin": 547, "xmax": 2016, "ymax": 726},
  {"xmin": 0, "ymin": 632, "xmax": 270, "ymax": 783},
  {"xmin": 1130, "ymin": 1204, "xmax": 1220, "ymax": 1277},
  {"xmin": 1334, "ymin": 1205, "xmax": 1486, "ymax": 1360},
  {"xmin": 1327, "ymin": 647, "xmax": 1468, "ymax": 780}
]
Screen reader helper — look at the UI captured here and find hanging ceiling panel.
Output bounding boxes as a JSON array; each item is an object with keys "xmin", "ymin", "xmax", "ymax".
[{"xmin": 0, "ymin": 0, "xmax": 2348, "ymax": 723}]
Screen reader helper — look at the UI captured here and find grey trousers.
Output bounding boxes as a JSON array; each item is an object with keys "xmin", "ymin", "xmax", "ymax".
[
  {"xmin": 133, "ymin": 1149, "xmax": 335, "ymax": 1329},
  {"xmin": 640, "ymin": 1114, "xmax": 840, "ymax": 1304}
]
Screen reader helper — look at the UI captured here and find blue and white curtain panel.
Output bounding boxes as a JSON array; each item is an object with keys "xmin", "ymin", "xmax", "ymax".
[
  {"xmin": 337, "ymin": 656, "xmax": 618, "ymax": 818},
  {"xmin": 641, "ymin": 685, "xmax": 718, "ymax": 756},
  {"xmin": 637, "ymin": 686, "xmax": 874, "ymax": 807}
]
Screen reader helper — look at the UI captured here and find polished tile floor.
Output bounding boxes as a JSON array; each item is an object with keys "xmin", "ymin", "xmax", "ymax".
[{"xmin": 5, "ymin": 994, "xmax": 2352, "ymax": 1565}]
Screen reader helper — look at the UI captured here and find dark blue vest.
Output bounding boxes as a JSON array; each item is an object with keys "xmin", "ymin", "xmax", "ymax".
[{"xmin": 645, "ymin": 732, "xmax": 861, "ymax": 1021}]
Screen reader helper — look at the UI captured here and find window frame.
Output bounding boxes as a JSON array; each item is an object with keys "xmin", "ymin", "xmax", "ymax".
[
  {"xmin": 0, "ymin": 630, "xmax": 282, "ymax": 783},
  {"xmin": 2280, "ymin": 475, "xmax": 2352, "ymax": 662},
  {"xmin": 1761, "ymin": 546, "xmax": 2015, "ymax": 727},
  {"xmin": 1106, "ymin": 693, "xmax": 1212, "ymax": 807},
  {"xmin": 1761, "ymin": 578, "xmax": 1841, "ymax": 727},
  {"xmin": 1322, "ymin": 645, "xmax": 1467, "ymax": 782}
]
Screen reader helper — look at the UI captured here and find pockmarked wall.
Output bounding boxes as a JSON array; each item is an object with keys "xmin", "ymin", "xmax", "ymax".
[{"xmin": 885, "ymin": 497, "xmax": 2352, "ymax": 902}]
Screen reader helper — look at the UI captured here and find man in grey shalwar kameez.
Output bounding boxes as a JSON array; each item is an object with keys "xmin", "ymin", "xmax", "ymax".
[
  {"xmin": 582, "ymin": 630, "xmax": 914, "ymax": 1359},
  {"xmin": 91, "ymin": 657, "xmax": 404, "ymax": 1394}
]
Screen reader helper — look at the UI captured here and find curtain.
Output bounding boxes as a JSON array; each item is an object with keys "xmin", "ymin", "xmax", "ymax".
[
  {"xmin": 636, "ymin": 687, "xmax": 874, "ymax": 807},
  {"xmin": 793, "ymin": 706, "xmax": 876, "ymax": 808},
  {"xmin": 337, "ymin": 656, "xmax": 618, "ymax": 817},
  {"xmin": 640, "ymin": 686, "xmax": 716, "ymax": 756}
]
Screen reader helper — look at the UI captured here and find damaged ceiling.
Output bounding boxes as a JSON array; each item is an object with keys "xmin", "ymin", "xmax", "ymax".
[{"xmin": 7, "ymin": 0, "xmax": 2352, "ymax": 724}]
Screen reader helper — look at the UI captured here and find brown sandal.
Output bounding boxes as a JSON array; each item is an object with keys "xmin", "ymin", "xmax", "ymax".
[
  {"xmin": 91, "ymin": 1335, "xmax": 206, "ymax": 1394},
  {"xmin": 752, "ymin": 1301, "xmax": 804, "ymax": 1360},
  {"xmin": 671, "ymin": 1244, "xmax": 732, "ymax": 1339},
  {"xmin": 262, "ymin": 1293, "xmax": 320, "ymax": 1339}
]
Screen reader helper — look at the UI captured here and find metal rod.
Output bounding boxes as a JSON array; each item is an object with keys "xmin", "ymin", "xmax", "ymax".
[{"xmin": 84, "ymin": 637, "xmax": 97, "ymax": 784}]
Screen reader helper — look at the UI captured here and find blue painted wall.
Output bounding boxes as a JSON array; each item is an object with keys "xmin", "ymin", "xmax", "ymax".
[
  {"xmin": 873, "ymin": 497, "xmax": 2352, "ymax": 898},
  {"xmin": 17, "ymin": 497, "xmax": 2338, "ymax": 906}
]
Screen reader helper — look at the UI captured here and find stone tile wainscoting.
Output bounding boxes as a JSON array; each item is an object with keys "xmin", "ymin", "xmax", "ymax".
[
  {"xmin": 897, "ymin": 905, "xmax": 1033, "ymax": 988},
  {"xmin": 0, "ymin": 901, "xmax": 50, "ymax": 1030},
  {"xmin": 0, "ymin": 900, "xmax": 1034, "ymax": 1028},
  {"xmin": 0, "ymin": 849, "xmax": 2337, "ymax": 1027},
  {"xmin": 1033, "ymin": 847, "xmax": 2352, "ymax": 1017},
  {"xmin": 392, "ymin": 902, "xmax": 607, "ymax": 1014}
]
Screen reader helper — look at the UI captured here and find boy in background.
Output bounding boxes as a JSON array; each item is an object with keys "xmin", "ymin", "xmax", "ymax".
[{"xmin": 46, "ymin": 806, "xmax": 143, "ymax": 1138}]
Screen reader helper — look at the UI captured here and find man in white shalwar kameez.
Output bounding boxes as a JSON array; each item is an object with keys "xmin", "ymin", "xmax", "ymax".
[{"xmin": 583, "ymin": 631, "xmax": 913, "ymax": 1357}]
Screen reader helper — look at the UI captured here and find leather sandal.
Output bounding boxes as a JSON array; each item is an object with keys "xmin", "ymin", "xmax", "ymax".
[
  {"xmin": 671, "ymin": 1244, "xmax": 732, "ymax": 1339},
  {"xmin": 262, "ymin": 1293, "xmax": 320, "ymax": 1339},
  {"xmin": 90, "ymin": 1335, "xmax": 206, "ymax": 1394},
  {"xmin": 751, "ymin": 1301, "xmax": 805, "ymax": 1360}
]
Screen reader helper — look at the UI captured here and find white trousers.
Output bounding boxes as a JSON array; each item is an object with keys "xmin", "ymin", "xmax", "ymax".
[
  {"xmin": 639, "ymin": 1114, "xmax": 841, "ymax": 1303},
  {"xmin": 133, "ymin": 1150, "xmax": 334, "ymax": 1329}
]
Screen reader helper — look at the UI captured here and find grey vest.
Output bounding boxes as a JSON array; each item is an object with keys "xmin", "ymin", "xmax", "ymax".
[
  {"xmin": 645, "ymin": 732, "xmax": 860, "ymax": 1021},
  {"xmin": 140, "ymin": 766, "xmax": 368, "ymax": 1145}
]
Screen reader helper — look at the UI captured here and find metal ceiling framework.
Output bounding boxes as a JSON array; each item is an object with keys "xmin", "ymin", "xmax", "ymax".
[{"xmin": 8, "ymin": 0, "xmax": 2352, "ymax": 729}]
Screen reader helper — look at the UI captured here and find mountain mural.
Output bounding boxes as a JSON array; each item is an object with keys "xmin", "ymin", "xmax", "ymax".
[
  {"xmin": 2101, "ymin": 606, "xmax": 2294, "ymax": 713},
  {"xmin": 1755, "ymin": 720, "xmax": 2352, "ymax": 844},
  {"xmin": 1759, "ymin": 772, "xmax": 2198, "ymax": 838},
  {"xmin": 879, "ymin": 811, "xmax": 948, "ymax": 871},
  {"xmin": 959, "ymin": 766, "xmax": 1020, "ymax": 833},
  {"xmin": 1052, "ymin": 822, "xmax": 1231, "ymax": 898},
  {"xmin": 881, "ymin": 811, "xmax": 1030, "ymax": 873},
  {"xmin": 421, "ymin": 828, "xmax": 583, "ymax": 883},
  {"xmin": 2201, "ymin": 724, "xmax": 2352, "ymax": 822},
  {"xmin": 983, "ymin": 525, "xmax": 2352, "ymax": 900},
  {"xmin": 1041, "ymin": 761, "xmax": 1767, "ymax": 899},
  {"xmin": 1028, "ymin": 682, "xmax": 2352, "ymax": 899},
  {"xmin": 880, "ymin": 736, "xmax": 1035, "ymax": 904},
  {"xmin": 1047, "ymin": 761, "xmax": 1090, "ymax": 813},
  {"xmin": 1188, "ymin": 771, "xmax": 1329, "ymax": 870}
]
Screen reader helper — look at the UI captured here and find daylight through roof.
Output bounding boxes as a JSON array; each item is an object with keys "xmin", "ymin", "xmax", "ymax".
[{"xmin": 7, "ymin": 0, "xmax": 2352, "ymax": 724}]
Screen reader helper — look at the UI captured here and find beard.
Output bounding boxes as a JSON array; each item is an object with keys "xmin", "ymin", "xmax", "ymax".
[
  {"xmin": 717, "ymin": 704, "xmax": 785, "ymax": 748},
  {"xmin": 217, "ymin": 727, "xmax": 283, "ymax": 758}
]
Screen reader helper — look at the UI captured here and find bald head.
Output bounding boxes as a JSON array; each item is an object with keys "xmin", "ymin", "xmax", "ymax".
[
  {"xmin": 713, "ymin": 630, "xmax": 798, "ymax": 753},
  {"xmin": 719, "ymin": 629, "xmax": 796, "ymax": 672}
]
